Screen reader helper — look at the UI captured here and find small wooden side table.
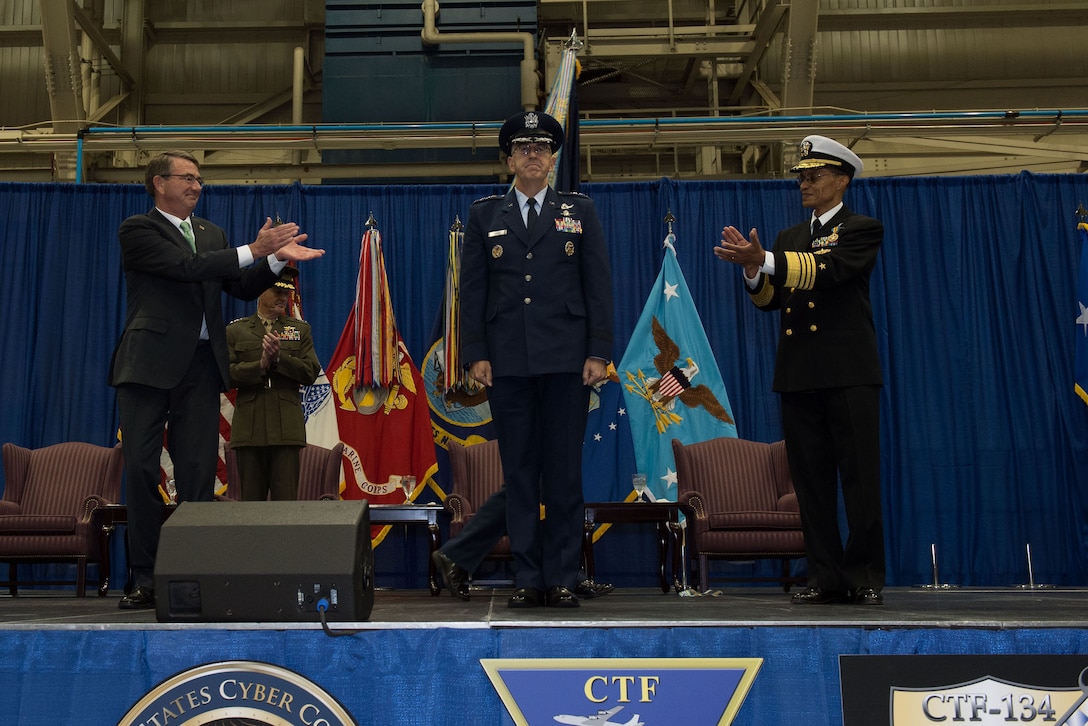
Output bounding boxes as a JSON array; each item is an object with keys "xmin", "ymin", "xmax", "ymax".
[
  {"xmin": 368, "ymin": 503, "xmax": 444, "ymax": 595},
  {"xmin": 582, "ymin": 501, "xmax": 685, "ymax": 593},
  {"xmin": 96, "ymin": 502, "xmax": 178, "ymax": 596}
]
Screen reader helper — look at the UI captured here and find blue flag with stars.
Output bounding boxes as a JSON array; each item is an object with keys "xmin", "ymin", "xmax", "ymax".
[
  {"xmin": 1076, "ymin": 223, "xmax": 1088, "ymax": 406},
  {"xmin": 581, "ymin": 374, "xmax": 636, "ymax": 503},
  {"xmin": 618, "ymin": 234, "xmax": 738, "ymax": 502}
]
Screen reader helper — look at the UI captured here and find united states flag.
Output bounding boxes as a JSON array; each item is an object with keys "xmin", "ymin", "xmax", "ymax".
[{"xmin": 155, "ymin": 390, "xmax": 235, "ymax": 503}]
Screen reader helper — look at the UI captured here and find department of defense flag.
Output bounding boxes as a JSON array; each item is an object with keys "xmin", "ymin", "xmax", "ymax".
[{"xmin": 618, "ymin": 234, "xmax": 738, "ymax": 502}]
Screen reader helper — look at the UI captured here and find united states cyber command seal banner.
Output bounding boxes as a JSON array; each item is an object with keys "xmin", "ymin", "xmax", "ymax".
[
  {"xmin": 840, "ymin": 655, "xmax": 1088, "ymax": 726},
  {"xmin": 482, "ymin": 657, "xmax": 762, "ymax": 726},
  {"xmin": 118, "ymin": 660, "xmax": 357, "ymax": 726}
]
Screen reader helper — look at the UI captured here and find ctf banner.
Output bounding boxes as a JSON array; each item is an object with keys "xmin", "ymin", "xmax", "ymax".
[
  {"xmin": 618, "ymin": 234, "xmax": 738, "ymax": 503},
  {"xmin": 483, "ymin": 658, "xmax": 761, "ymax": 726},
  {"xmin": 841, "ymin": 655, "xmax": 1088, "ymax": 725}
]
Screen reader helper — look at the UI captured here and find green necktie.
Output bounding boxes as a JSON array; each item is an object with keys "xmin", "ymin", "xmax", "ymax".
[{"xmin": 180, "ymin": 220, "xmax": 196, "ymax": 252}]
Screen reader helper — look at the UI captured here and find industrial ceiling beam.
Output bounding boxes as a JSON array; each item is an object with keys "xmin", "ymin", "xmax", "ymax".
[{"xmin": 38, "ymin": 0, "xmax": 85, "ymax": 133}]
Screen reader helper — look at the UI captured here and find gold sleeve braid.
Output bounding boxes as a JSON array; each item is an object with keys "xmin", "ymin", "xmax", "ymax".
[
  {"xmin": 750, "ymin": 277, "xmax": 774, "ymax": 307},
  {"xmin": 782, "ymin": 250, "xmax": 818, "ymax": 290}
]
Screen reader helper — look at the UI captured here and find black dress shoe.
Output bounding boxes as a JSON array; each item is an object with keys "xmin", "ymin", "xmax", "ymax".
[
  {"xmin": 119, "ymin": 586, "xmax": 156, "ymax": 610},
  {"xmin": 508, "ymin": 587, "xmax": 544, "ymax": 609},
  {"xmin": 546, "ymin": 585, "xmax": 580, "ymax": 608},
  {"xmin": 431, "ymin": 550, "xmax": 470, "ymax": 601},
  {"xmin": 790, "ymin": 586, "xmax": 850, "ymax": 605},
  {"xmin": 852, "ymin": 587, "xmax": 884, "ymax": 605},
  {"xmin": 575, "ymin": 579, "xmax": 615, "ymax": 599}
]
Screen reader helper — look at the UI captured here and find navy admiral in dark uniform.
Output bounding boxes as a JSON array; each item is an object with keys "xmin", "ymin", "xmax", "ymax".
[
  {"xmin": 715, "ymin": 135, "xmax": 886, "ymax": 605},
  {"xmin": 457, "ymin": 111, "xmax": 614, "ymax": 609}
]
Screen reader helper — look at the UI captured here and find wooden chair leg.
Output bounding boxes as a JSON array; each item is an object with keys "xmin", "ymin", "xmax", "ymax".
[
  {"xmin": 699, "ymin": 554, "xmax": 709, "ymax": 592},
  {"xmin": 75, "ymin": 559, "xmax": 87, "ymax": 597}
]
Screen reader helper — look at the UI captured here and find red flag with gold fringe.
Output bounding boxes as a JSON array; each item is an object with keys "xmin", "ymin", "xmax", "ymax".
[{"xmin": 326, "ymin": 222, "xmax": 438, "ymax": 538}]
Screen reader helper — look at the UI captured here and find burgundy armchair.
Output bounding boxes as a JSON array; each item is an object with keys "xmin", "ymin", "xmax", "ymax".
[
  {"xmin": 0, "ymin": 442, "xmax": 124, "ymax": 596},
  {"xmin": 444, "ymin": 439, "xmax": 510, "ymax": 564},
  {"xmin": 672, "ymin": 437, "xmax": 805, "ymax": 592}
]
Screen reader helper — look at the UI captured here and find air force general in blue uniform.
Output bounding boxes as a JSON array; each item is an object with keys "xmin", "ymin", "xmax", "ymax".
[{"xmin": 457, "ymin": 111, "xmax": 614, "ymax": 609}]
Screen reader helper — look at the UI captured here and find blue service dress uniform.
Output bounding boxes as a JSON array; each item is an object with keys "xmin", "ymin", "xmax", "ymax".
[{"xmin": 459, "ymin": 187, "xmax": 614, "ymax": 593}]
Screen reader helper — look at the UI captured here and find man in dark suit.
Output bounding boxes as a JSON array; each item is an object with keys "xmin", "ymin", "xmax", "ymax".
[
  {"xmin": 458, "ymin": 111, "xmax": 614, "ymax": 609},
  {"xmin": 110, "ymin": 150, "xmax": 324, "ymax": 609},
  {"xmin": 715, "ymin": 135, "xmax": 886, "ymax": 606},
  {"xmin": 226, "ymin": 267, "xmax": 321, "ymax": 500}
]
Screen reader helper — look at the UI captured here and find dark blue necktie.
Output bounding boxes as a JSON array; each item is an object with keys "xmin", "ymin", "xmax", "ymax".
[{"xmin": 526, "ymin": 197, "xmax": 538, "ymax": 231}]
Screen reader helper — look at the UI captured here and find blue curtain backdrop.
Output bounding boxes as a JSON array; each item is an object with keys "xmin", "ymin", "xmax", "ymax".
[{"xmin": 1, "ymin": 172, "xmax": 1087, "ymax": 588}]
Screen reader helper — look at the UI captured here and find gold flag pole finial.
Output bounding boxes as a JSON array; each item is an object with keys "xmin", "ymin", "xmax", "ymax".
[
  {"xmin": 450, "ymin": 215, "xmax": 463, "ymax": 232},
  {"xmin": 1076, "ymin": 203, "xmax": 1088, "ymax": 223},
  {"xmin": 366, "ymin": 212, "xmax": 377, "ymax": 229}
]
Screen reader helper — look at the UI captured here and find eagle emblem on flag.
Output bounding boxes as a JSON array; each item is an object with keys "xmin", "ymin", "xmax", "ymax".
[{"xmin": 625, "ymin": 316, "xmax": 734, "ymax": 434}]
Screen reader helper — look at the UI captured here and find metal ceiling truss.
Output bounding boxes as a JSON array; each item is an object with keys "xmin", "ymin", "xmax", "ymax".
[
  {"xmin": 4, "ymin": 0, "xmax": 1088, "ymax": 182},
  {"xmin": 1, "ymin": 108, "xmax": 1084, "ymax": 183}
]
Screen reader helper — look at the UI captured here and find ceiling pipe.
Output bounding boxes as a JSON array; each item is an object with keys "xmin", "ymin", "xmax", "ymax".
[
  {"xmin": 292, "ymin": 46, "xmax": 305, "ymax": 166},
  {"xmin": 419, "ymin": 0, "xmax": 539, "ymax": 111},
  {"xmin": 11, "ymin": 109, "xmax": 1088, "ymax": 183}
]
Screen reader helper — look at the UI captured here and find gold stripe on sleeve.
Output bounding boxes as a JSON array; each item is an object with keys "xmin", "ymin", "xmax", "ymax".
[
  {"xmin": 750, "ymin": 277, "xmax": 774, "ymax": 307},
  {"xmin": 783, "ymin": 250, "xmax": 817, "ymax": 290}
]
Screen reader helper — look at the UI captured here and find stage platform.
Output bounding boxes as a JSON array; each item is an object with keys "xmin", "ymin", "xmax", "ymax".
[
  {"xmin": 3, "ymin": 585, "xmax": 1088, "ymax": 630},
  {"xmin": 2, "ymin": 586, "xmax": 1088, "ymax": 725}
]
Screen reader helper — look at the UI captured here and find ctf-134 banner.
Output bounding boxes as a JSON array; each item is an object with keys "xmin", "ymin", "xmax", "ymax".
[{"xmin": 841, "ymin": 655, "xmax": 1088, "ymax": 725}]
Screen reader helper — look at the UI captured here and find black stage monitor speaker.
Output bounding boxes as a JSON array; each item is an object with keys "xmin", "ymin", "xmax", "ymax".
[{"xmin": 154, "ymin": 500, "xmax": 373, "ymax": 623}]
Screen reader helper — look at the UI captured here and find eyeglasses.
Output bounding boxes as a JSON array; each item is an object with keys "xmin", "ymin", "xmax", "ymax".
[
  {"xmin": 160, "ymin": 173, "xmax": 205, "ymax": 186},
  {"xmin": 511, "ymin": 143, "xmax": 551, "ymax": 157},
  {"xmin": 796, "ymin": 170, "xmax": 838, "ymax": 186}
]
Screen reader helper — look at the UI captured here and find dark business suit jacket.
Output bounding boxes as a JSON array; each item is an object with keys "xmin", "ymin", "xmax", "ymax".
[
  {"xmin": 109, "ymin": 208, "xmax": 278, "ymax": 587},
  {"xmin": 747, "ymin": 205, "xmax": 884, "ymax": 392},
  {"xmin": 226, "ymin": 313, "xmax": 320, "ymax": 447},
  {"xmin": 109, "ymin": 209, "xmax": 277, "ymax": 391}
]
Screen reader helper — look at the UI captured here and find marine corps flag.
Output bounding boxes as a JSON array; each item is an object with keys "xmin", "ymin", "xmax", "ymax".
[
  {"xmin": 327, "ymin": 221, "xmax": 438, "ymax": 528},
  {"xmin": 1076, "ymin": 222, "xmax": 1088, "ymax": 405},
  {"xmin": 618, "ymin": 232, "xmax": 738, "ymax": 503}
]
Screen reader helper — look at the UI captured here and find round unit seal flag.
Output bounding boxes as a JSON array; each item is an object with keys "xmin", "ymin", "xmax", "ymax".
[{"xmin": 118, "ymin": 660, "xmax": 357, "ymax": 726}]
